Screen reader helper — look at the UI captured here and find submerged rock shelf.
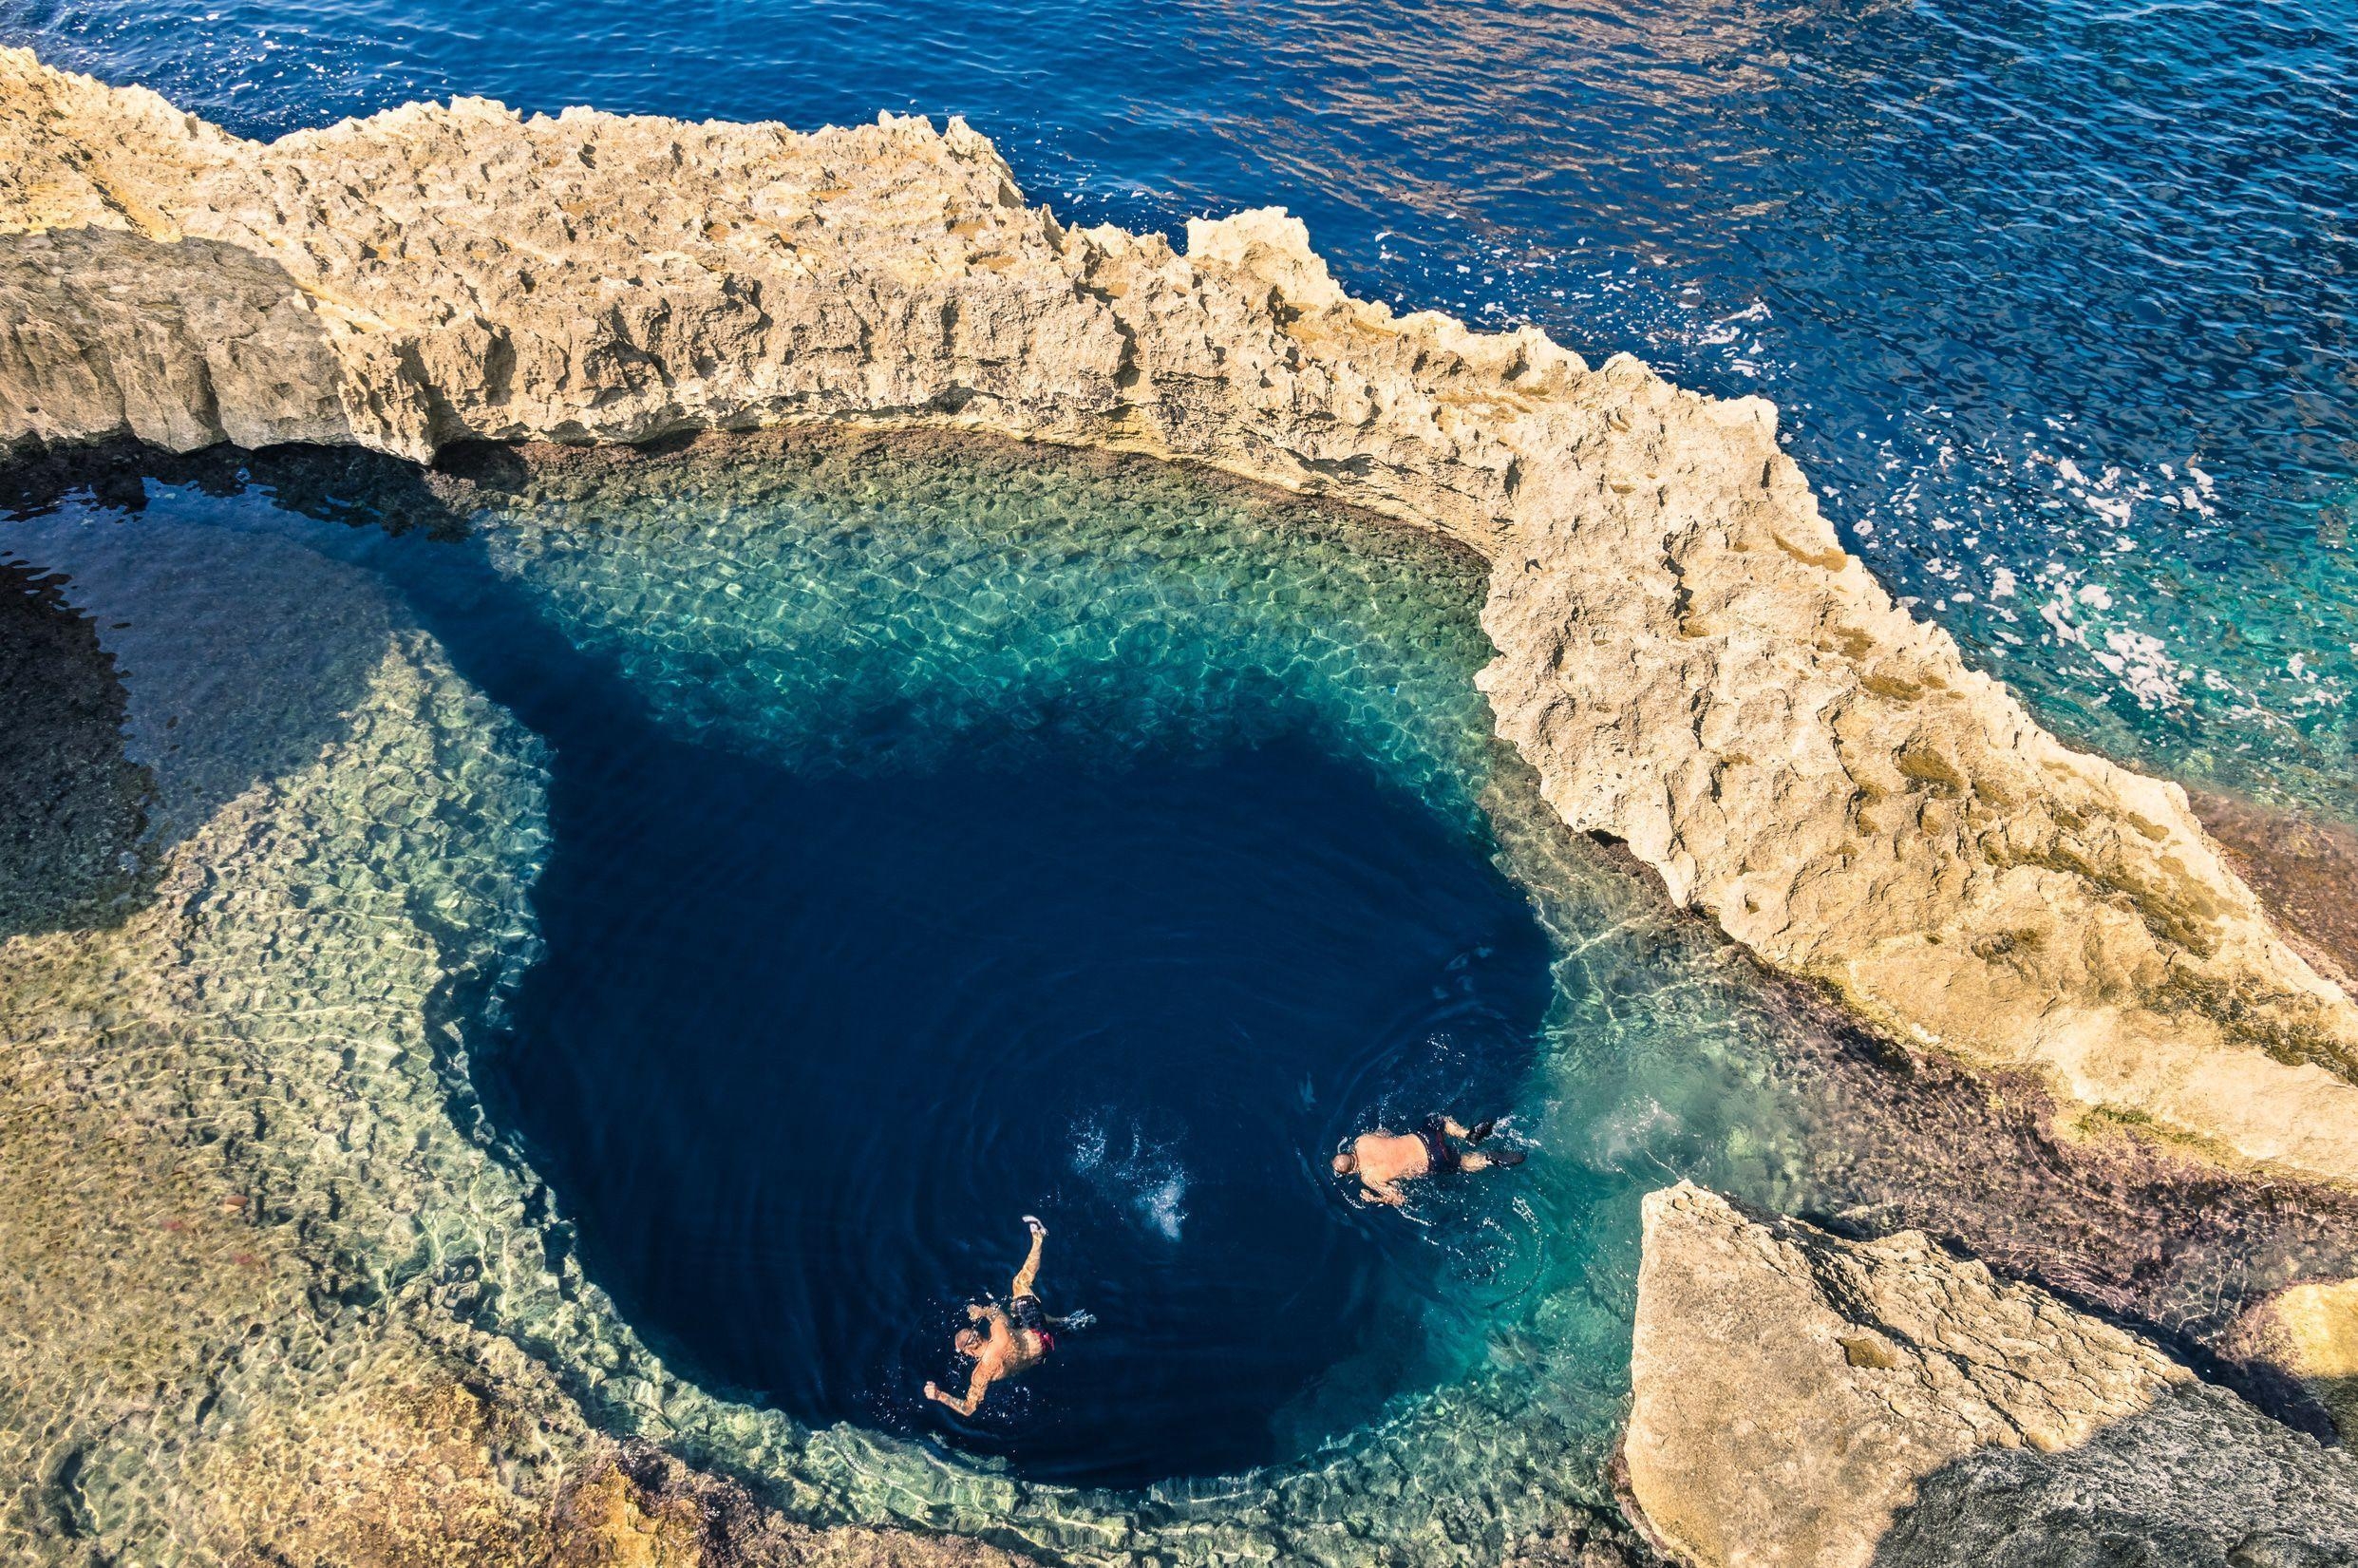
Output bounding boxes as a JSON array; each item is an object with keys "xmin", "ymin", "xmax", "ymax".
[
  {"xmin": 4, "ymin": 47, "xmax": 2353, "ymax": 1182},
  {"xmin": 5, "ymin": 45, "xmax": 2358, "ymax": 1568}
]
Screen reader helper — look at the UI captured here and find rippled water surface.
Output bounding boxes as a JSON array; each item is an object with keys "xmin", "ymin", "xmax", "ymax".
[
  {"xmin": 7, "ymin": 0, "xmax": 2358, "ymax": 1556},
  {"xmin": 9, "ymin": 434, "xmax": 2358, "ymax": 1561},
  {"xmin": 5, "ymin": 0, "xmax": 2353, "ymax": 812}
]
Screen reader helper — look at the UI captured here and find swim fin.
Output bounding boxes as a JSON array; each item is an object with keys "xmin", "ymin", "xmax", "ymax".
[
  {"xmin": 1490, "ymin": 1147, "xmax": 1526, "ymax": 1167},
  {"xmin": 1023, "ymin": 1214, "xmax": 1047, "ymax": 1237},
  {"xmin": 1468, "ymin": 1118, "xmax": 1497, "ymax": 1143}
]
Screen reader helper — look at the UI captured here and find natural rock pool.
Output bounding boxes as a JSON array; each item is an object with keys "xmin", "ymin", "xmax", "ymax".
[
  {"xmin": 439, "ymin": 440, "xmax": 1556, "ymax": 1486},
  {"xmin": 8, "ymin": 430, "xmax": 2358, "ymax": 1561}
]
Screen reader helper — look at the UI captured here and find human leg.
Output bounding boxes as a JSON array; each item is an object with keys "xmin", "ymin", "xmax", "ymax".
[{"xmin": 1011, "ymin": 1214, "xmax": 1047, "ymax": 1298}]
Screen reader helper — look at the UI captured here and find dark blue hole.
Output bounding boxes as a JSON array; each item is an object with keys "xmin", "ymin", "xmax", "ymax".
[{"xmin": 478, "ymin": 663, "xmax": 1551, "ymax": 1487}]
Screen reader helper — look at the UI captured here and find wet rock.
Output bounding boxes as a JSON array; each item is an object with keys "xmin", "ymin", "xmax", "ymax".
[
  {"xmin": 2232, "ymin": 1277, "xmax": 2358, "ymax": 1444},
  {"xmin": 4, "ymin": 46, "xmax": 2354, "ymax": 1183},
  {"xmin": 1622, "ymin": 1182, "xmax": 2358, "ymax": 1568},
  {"xmin": 2194, "ymin": 790, "xmax": 2358, "ymax": 993}
]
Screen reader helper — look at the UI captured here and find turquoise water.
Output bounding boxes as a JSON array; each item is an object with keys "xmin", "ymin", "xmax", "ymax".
[
  {"xmin": 5, "ymin": 0, "xmax": 2353, "ymax": 817},
  {"xmin": 8, "ymin": 434, "xmax": 2355, "ymax": 1561}
]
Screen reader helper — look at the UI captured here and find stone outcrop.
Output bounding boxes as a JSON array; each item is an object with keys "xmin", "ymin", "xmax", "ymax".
[
  {"xmin": 2233, "ymin": 1276, "xmax": 2358, "ymax": 1444},
  {"xmin": 4, "ymin": 48, "xmax": 2357, "ymax": 1190},
  {"xmin": 1623, "ymin": 1182, "xmax": 2358, "ymax": 1568}
]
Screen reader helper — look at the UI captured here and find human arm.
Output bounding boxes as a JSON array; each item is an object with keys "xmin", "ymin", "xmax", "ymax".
[{"xmin": 924, "ymin": 1364, "xmax": 993, "ymax": 1417}]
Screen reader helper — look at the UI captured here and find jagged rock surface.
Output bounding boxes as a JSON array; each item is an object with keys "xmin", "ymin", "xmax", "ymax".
[
  {"xmin": 3, "ymin": 47, "xmax": 2357, "ymax": 1188},
  {"xmin": 1625, "ymin": 1182, "xmax": 2358, "ymax": 1568}
]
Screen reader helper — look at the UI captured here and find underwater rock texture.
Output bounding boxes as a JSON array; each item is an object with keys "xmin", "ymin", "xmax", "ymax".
[
  {"xmin": 5, "ymin": 48, "xmax": 2354, "ymax": 1186},
  {"xmin": 0, "ymin": 574, "xmax": 1032, "ymax": 1566},
  {"xmin": 1623, "ymin": 1182, "xmax": 2358, "ymax": 1568},
  {"xmin": 0, "ymin": 555, "xmax": 146, "ymax": 937}
]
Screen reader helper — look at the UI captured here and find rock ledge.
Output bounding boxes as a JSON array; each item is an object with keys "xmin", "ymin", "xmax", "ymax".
[
  {"xmin": 1626, "ymin": 1182, "xmax": 2358, "ymax": 1568},
  {"xmin": 5, "ymin": 47, "xmax": 2358, "ymax": 1183}
]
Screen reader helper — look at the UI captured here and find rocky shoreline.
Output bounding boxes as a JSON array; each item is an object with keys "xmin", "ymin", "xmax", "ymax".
[
  {"xmin": 8, "ymin": 47, "xmax": 2356, "ymax": 1184},
  {"xmin": 1623, "ymin": 1184, "xmax": 2358, "ymax": 1568},
  {"xmin": 6, "ymin": 46, "xmax": 2358, "ymax": 1568}
]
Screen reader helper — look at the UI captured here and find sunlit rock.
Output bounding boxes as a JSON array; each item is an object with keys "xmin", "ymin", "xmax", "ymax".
[
  {"xmin": 1624, "ymin": 1182, "xmax": 2358, "ymax": 1568},
  {"xmin": 2232, "ymin": 1276, "xmax": 2358, "ymax": 1444},
  {"xmin": 5, "ymin": 46, "xmax": 2354, "ymax": 1185}
]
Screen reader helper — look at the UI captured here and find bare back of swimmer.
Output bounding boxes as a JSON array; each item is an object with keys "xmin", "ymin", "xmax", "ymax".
[
  {"xmin": 924, "ymin": 1215, "xmax": 1076, "ymax": 1417},
  {"xmin": 1332, "ymin": 1115, "xmax": 1523, "ymax": 1206}
]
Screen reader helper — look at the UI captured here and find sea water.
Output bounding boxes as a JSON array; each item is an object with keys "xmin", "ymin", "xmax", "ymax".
[{"xmin": 6, "ymin": 0, "xmax": 2351, "ymax": 816}]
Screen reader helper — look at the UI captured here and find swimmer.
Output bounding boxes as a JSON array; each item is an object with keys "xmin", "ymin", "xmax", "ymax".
[
  {"xmin": 924, "ymin": 1215, "xmax": 1079, "ymax": 1417},
  {"xmin": 1332, "ymin": 1115, "xmax": 1524, "ymax": 1207}
]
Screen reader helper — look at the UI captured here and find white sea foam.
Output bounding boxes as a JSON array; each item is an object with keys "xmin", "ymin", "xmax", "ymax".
[{"xmin": 1071, "ymin": 1111, "xmax": 1191, "ymax": 1241}]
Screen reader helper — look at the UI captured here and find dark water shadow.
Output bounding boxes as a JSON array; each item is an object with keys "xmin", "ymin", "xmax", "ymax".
[
  {"xmin": 0, "ymin": 554, "xmax": 150, "ymax": 938},
  {"xmin": 0, "ymin": 438, "xmax": 476, "ymax": 861}
]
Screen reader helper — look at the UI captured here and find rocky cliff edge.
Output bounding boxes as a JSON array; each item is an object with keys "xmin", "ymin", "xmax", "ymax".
[
  {"xmin": 6, "ymin": 47, "xmax": 2358, "ymax": 1183},
  {"xmin": 1625, "ymin": 1182, "xmax": 2358, "ymax": 1568}
]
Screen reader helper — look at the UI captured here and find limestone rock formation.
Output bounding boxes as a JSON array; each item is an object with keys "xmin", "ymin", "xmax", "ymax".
[
  {"xmin": 4, "ymin": 47, "xmax": 2358, "ymax": 1188},
  {"xmin": 1623, "ymin": 1182, "xmax": 2358, "ymax": 1568},
  {"xmin": 2233, "ymin": 1276, "xmax": 2358, "ymax": 1444}
]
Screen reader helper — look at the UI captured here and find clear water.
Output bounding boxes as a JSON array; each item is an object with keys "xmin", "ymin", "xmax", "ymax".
[
  {"xmin": 5, "ymin": 0, "xmax": 2353, "ymax": 816},
  {"xmin": 432, "ymin": 449, "xmax": 1556, "ymax": 1487},
  {"xmin": 10, "ymin": 436, "xmax": 2358, "ymax": 1565}
]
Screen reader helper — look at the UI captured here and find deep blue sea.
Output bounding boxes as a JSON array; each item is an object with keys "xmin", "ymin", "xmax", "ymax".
[
  {"xmin": 7, "ymin": 0, "xmax": 2354, "ymax": 811},
  {"xmin": 6, "ymin": 0, "xmax": 2358, "ymax": 1552}
]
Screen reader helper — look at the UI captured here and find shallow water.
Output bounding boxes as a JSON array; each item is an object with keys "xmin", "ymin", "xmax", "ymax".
[
  {"xmin": 9, "ymin": 434, "xmax": 2356, "ymax": 1563},
  {"xmin": 5, "ymin": 0, "xmax": 2352, "ymax": 815}
]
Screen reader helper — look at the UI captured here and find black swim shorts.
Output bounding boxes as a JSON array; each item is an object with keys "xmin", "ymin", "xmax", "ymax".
[{"xmin": 1416, "ymin": 1117, "xmax": 1462, "ymax": 1175}]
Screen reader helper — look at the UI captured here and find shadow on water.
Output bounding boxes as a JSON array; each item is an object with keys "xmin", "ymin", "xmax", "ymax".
[
  {"xmin": 0, "ymin": 554, "xmax": 149, "ymax": 939},
  {"xmin": 0, "ymin": 439, "xmax": 465, "ymax": 939},
  {"xmin": 1, "ymin": 442, "xmax": 468, "ymax": 857}
]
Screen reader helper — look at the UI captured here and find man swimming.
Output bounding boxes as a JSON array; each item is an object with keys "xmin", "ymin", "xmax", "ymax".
[
  {"xmin": 924, "ymin": 1215, "xmax": 1069, "ymax": 1417},
  {"xmin": 1332, "ymin": 1115, "xmax": 1524, "ymax": 1207}
]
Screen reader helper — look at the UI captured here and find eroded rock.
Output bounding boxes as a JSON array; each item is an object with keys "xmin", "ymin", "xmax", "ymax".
[
  {"xmin": 1624, "ymin": 1182, "xmax": 2358, "ymax": 1568},
  {"xmin": 2233, "ymin": 1276, "xmax": 2358, "ymax": 1445},
  {"xmin": 4, "ymin": 47, "xmax": 2353, "ymax": 1184}
]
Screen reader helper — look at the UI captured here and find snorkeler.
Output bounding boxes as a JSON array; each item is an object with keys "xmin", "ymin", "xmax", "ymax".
[
  {"xmin": 924, "ymin": 1215, "xmax": 1085, "ymax": 1417},
  {"xmin": 1332, "ymin": 1115, "xmax": 1524, "ymax": 1207}
]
